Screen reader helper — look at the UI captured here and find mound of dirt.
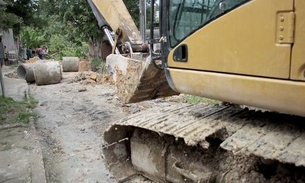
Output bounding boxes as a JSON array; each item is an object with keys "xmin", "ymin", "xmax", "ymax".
[{"xmin": 71, "ymin": 71, "xmax": 114, "ymax": 85}]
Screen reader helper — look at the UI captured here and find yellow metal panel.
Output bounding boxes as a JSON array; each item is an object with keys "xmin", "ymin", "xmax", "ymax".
[
  {"xmin": 168, "ymin": 0, "xmax": 293, "ymax": 79},
  {"xmin": 91, "ymin": 0, "xmax": 142, "ymax": 44},
  {"xmin": 92, "ymin": 0, "xmax": 120, "ymax": 31},
  {"xmin": 276, "ymin": 12, "xmax": 295, "ymax": 44},
  {"xmin": 290, "ymin": 0, "xmax": 305, "ymax": 81},
  {"xmin": 169, "ymin": 68, "xmax": 305, "ymax": 117}
]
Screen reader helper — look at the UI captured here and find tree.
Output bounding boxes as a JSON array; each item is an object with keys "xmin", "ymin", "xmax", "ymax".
[
  {"xmin": 3, "ymin": 0, "xmax": 46, "ymax": 34},
  {"xmin": 124, "ymin": 0, "xmax": 140, "ymax": 27},
  {"xmin": 0, "ymin": 4, "xmax": 20, "ymax": 30},
  {"xmin": 39, "ymin": 0, "xmax": 103, "ymax": 58},
  {"xmin": 19, "ymin": 26, "xmax": 48, "ymax": 49},
  {"xmin": 124, "ymin": 0, "xmax": 159, "ymax": 30},
  {"xmin": 5, "ymin": 0, "xmax": 144, "ymax": 59},
  {"xmin": 146, "ymin": 0, "xmax": 159, "ymax": 28}
]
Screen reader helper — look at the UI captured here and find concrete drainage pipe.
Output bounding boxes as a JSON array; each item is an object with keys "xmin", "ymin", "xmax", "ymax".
[
  {"xmin": 62, "ymin": 57, "xmax": 80, "ymax": 72},
  {"xmin": 17, "ymin": 63, "xmax": 36, "ymax": 83},
  {"xmin": 33, "ymin": 61, "xmax": 62, "ymax": 85}
]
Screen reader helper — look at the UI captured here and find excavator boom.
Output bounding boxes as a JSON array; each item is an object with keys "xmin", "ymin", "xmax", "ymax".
[
  {"xmin": 88, "ymin": 0, "xmax": 143, "ymax": 46},
  {"xmin": 87, "ymin": 0, "xmax": 178, "ymax": 103}
]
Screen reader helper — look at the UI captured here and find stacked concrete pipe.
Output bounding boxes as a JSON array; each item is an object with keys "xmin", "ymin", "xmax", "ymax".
[
  {"xmin": 62, "ymin": 57, "xmax": 80, "ymax": 72},
  {"xmin": 17, "ymin": 62, "xmax": 36, "ymax": 83},
  {"xmin": 34, "ymin": 61, "xmax": 62, "ymax": 85},
  {"xmin": 17, "ymin": 60, "xmax": 62, "ymax": 85}
]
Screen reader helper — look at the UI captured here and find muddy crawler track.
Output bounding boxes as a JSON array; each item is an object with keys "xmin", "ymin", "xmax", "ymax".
[{"xmin": 103, "ymin": 103, "xmax": 305, "ymax": 182}]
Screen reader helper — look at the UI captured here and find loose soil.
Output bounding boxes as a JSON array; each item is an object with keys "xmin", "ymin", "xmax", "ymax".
[{"xmin": 30, "ymin": 71, "xmax": 157, "ymax": 183}]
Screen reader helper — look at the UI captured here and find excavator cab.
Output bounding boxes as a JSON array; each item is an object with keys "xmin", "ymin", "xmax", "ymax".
[
  {"xmin": 164, "ymin": 0, "xmax": 250, "ymax": 46},
  {"xmin": 160, "ymin": 0, "xmax": 305, "ymax": 117}
]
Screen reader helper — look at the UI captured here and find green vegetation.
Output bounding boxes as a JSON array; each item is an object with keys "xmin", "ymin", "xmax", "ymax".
[
  {"xmin": 0, "ymin": 6, "xmax": 20, "ymax": 30},
  {"xmin": 0, "ymin": 95, "xmax": 38, "ymax": 125},
  {"xmin": 47, "ymin": 34, "xmax": 89, "ymax": 60},
  {"xmin": 22, "ymin": 146, "xmax": 34, "ymax": 150},
  {"xmin": 90, "ymin": 58, "xmax": 102, "ymax": 72},
  {"xmin": 1, "ymin": 0, "xmax": 102, "ymax": 59},
  {"xmin": 91, "ymin": 58, "xmax": 107, "ymax": 73},
  {"xmin": 184, "ymin": 94, "xmax": 222, "ymax": 105},
  {"xmin": 1, "ymin": 0, "xmax": 145, "ymax": 60},
  {"xmin": 19, "ymin": 26, "xmax": 49, "ymax": 50}
]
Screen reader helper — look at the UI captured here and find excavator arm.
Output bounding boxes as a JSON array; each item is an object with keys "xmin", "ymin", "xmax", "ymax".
[
  {"xmin": 87, "ymin": 0, "xmax": 178, "ymax": 103},
  {"xmin": 87, "ymin": 0, "xmax": 143, "ymax": 50}
]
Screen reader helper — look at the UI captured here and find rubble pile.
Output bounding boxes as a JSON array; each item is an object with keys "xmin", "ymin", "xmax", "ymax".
[
  {"xmin": 26, "ymin": 56, "xmax": 40, "ymax": 63},
  {"xmin": 71, "ymin": 71, "xmax": 114, "ymax": 85}
]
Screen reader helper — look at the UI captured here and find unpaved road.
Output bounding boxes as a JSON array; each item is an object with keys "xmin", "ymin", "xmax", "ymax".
[
  {"xmin": 31, "ymin": 72, "xmax": 122, "ymax": 183},
  {"xmin": 30, "ymin": 72, "xmax": 161, "ymax": 183}
]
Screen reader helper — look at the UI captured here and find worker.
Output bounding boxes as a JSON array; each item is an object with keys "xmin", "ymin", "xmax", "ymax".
[
  {"xmin": 26, "ymin": 48, "xmax": 32, "ymax": 60},
  {"xmin": 0, "ymin": 37, "xmax": 4, "ymax": 67},
  {"xmin": 37, "ymin": 46, "xmax": 43, "ymax": 59},
  {"xmin": 42, "ymin": 46, "xmax": 48, "ymax": 58},
  {"xmin": 4, "ymin": 46, "xmax": 8, "ymax": 65}
]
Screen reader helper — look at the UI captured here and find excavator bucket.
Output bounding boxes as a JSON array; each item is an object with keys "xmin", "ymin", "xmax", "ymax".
[{"xmin": 107, "ymin": 54, "xmax": 179, "ymax": 103}]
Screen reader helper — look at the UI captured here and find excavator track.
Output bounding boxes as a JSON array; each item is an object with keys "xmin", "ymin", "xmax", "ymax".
[{"xmin": 102, "ymin": 103, "xmax": 305, "ymax": 182}]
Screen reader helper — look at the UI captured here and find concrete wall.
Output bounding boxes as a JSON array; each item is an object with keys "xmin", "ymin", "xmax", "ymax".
[{"xmin": 0, "ymin": 29, "xmax": 16, "ymax": 52}]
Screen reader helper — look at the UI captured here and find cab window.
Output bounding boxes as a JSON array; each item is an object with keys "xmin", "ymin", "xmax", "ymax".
[{"xmin": 168, "ymin": 0, "xmax": 251, "ymax": 47}]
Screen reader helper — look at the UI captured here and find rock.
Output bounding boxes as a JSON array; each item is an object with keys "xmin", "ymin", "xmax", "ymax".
[
  {"xmin": 90, "ymin": 73, "xmax": 97, "ymax": 81},
  {"xmin": 78, "ymin": 88, "xmax": 87, "ymax": 92},
  {"xmin": 87, "ymin": 79, "xmax": 96, "ymax": 84}
]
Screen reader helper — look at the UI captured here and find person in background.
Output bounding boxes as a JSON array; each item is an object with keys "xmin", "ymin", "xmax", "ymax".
[
  {"xmin": 4, "ymin": 46, "xmax": 8, "ymax": 65},
  {"xmin": 42, "ymin": 46, "xmax": 48, "ymax": 58},
  {"xmin": 0, "ymin": 37, "xmax": 5, "ymax": 68},
  {"xmin": 31, "ymin": 48, "xmax": 36, "ymax": 56},
  {"xmin": 26, "ymin": 48, "xmax": 32, "ymax": 60},
  {"xmin": 37, "ymin": 46, "xmax": 43, "ymax": 59}
]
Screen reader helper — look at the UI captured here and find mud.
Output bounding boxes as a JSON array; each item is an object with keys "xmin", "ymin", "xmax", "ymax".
[
  {"xmin": 30, "ymin": 72, "xmax": 122, "ymax": 182},
  {"xmin": 30, "ymin": 71, "xmax": 164, "ymax": 183}
]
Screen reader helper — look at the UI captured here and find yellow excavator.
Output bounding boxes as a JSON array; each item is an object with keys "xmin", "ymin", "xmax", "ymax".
[{"xmin": 88, "ymin": 0, "xmax": 305, "ymax": 182}]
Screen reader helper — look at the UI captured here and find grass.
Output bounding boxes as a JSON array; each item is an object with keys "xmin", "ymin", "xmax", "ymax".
[
  {"xmin": 184, "ymin": 94, "xmax": 222, "ymax": 105},
  {"xmin": 0, "ymin": 95, "xmax": 38, "ymax": 125},
  {"xmin": 22, "ymin": 146, "xmax": 34, "ymax": 150},
  {"xmin": 91, "ymin": 58, "xmax": 106, "ymax": 72}
]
